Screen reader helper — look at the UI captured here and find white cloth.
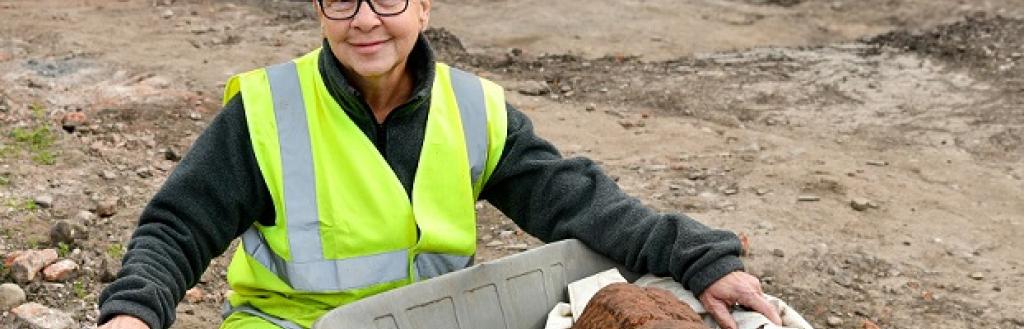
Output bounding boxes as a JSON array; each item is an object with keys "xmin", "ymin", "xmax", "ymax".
[
  {"xmin": 543, "ymin": 302, "xmax": 573, "ymax": 329},
  {"xmin": 567, "ymin": 269, "xmax": 628, "ymax": 322},
  {"xmin": 634, "ymin": 275, "xmax": 814, "ymax": 329},
  {"xmin": 545, "ymin": 270, "xmax": 814, "ymax": 329}
]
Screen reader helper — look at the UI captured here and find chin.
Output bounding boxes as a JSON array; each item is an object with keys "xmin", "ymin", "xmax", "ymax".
[{"xmin": 350, "ymin": 62, "xmax": 397, "ymax": 78}]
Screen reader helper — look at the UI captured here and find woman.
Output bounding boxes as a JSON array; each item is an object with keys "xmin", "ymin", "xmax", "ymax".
[{"xmin": 98, "ymin": 0, "xmax": 779, "ymax": 328}]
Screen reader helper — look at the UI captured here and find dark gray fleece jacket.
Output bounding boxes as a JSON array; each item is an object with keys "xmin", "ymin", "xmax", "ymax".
[{"xmin": 97, "ymin": 37, "xmax": 744, "ymax": 329}]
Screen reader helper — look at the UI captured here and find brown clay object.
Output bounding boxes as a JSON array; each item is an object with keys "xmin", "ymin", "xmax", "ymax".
[{"xmin": 574, "ymin": 283, "xmax": 707, "ymax": 329}]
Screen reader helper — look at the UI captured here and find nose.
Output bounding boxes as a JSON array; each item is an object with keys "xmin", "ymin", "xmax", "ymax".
[{"xmin": 350, "ymin": 0, "xmax": 382, "ymax": 31}]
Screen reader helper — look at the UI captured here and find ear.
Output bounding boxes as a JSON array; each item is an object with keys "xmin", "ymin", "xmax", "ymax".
[
  {"xmin": 418, "ymin": 0, "xmax": 431, "ymax": 30},
  {"xmin": 312, "ymin": 0, "xmax": 322, "ymax": 16},
  {"xmin": 313, "ymin": 0, "xmax": 328, "ymax": 33}
]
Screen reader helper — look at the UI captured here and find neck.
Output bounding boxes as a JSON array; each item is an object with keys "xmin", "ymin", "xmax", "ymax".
[{"xmin": 348, "ymin": 64, "xmax": 413, "ymax": 124}]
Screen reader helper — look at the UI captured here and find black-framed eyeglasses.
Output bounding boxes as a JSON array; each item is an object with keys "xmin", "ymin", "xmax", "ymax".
[{"xmin": 317, "ymin": 0, "xmax": 410, "ymax": 20}]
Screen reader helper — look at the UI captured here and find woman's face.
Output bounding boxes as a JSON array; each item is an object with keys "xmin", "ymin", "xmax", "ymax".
[{"xmin": 317, "ymin": 0, "xmax": 431, "ymax": 80}]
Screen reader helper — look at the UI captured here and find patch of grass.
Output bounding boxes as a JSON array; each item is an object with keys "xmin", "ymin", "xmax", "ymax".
[
  {"xmin": 106, "ymin": 243, "xmax": 125, "ymax": 259},
  {"xmin": 9, "ymin": 126, "xmax": 56, "ymax": 165},
  {"xmin": 57, "ymin": 242, "xmax": 71, "ymax": 258},
  {"xmin": 11, "ymin": 126, "xmax": 52, "ymax": 147},
  {"xmin": 0, "ymin": 172, "xmax": 10, "ymax": 186},
  {"xmin": 72, "ymin": 280, "xmax": 87, "ymax": 299},
  {"xmin": 6, "ymin": 102, "xmax": 57, "ymax": 165},
  {"xmin": 4, "ymin": 198, "xmax": 38, "ymax": 212},
  {"xmin": 17, "ymin": 198, "xmax": 37, "ymax": 211},
  {"xmin": 32, "ymin": 149, "xmax": 56, "ymax": 165}
]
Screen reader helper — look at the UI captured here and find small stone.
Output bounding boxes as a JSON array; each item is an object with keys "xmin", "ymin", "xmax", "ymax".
[
  {"xmin": 188, "ymin": 112, "xmax": 203, "ymax": 121},
  {"xmin": 771, "ymin": 249, "xmax": 785, "ymax": 258},
  {"xmin": 94, "ymin": 198, "xmax": 119, "ymax": 217},
  {"xmin": 517, "ymin": 81, "xmax": 549, "ymax": 96},
  {"xmin": 603, "ymin": 109, "xmax": 624, "ymax": 118},
  {"xmin": 60, "ymin": 111, "xmax": 88, "ymax": 133},
  {"xmin": 498, "ymin": 230, "xmax": 515, "ymax": 238},
  {"xmin": 135, "ymin": 167, "xmax": 154, "ymax": 178},
  {"xmin": 485, "ymin": 240, "xmax": 505, "ymax": 248},
  {"xmin": 155, "ymin": 0, "xmax": 175, "ymax": 6},
  {"xmin": 755, "ymin": 188, "xmax": 770, "ymax": 196},
  {"xmin": 969, "ymin": 272, "xmax": 985, "ymax": 280},
  {"xmin": 646, "ymin": 164, "xmax": 668, "ymax": 172},
  {"xmin": 163, "ymin": 147, "xmax": 181, "ymax": 162},
  {"xmin": 798, "ymin": 195, "xmax": 821, "ymax": 202},
  {"xmin": 826, "ymin": 316, "xmax": 844, "ymax": 327},
  {"xmin": 185, "ymin": 287, "xmax": 205, "ymax": 304},
  {"xmin": 100, "ymin": 170, "xmax": 118, "ymax": 180},
  {"xmin": 42, "ymin": 259, "xmax": 78, "ymax": 282},
  {"xmin": 160, "ymin": 9, "xmax": 174, "ymax": 19},
  {"xmin": 0, "ymin": 283, "xmax": 26, "ymax": 311},
  {"xmin": 99, "ymin": 257, "xmax": 121, "ymax": 283},
  {"xmin": 11, "ymin": 302, "xmax": 75, "ymax": 329},
  {"xmin": 49, "ymin": 221, "xmax": 88, "ymax": 246},
  {"xmin": 33, "ymin": 195, "xmax": 54, "ymax": 209},
  {"xmin": 714, "ymin": 201, "xmax": 737, "ymax": 211},
  {"xmin": 861, "ymin": 320, "xmax": 881, "ymax": 329},
  {"xmin": 850, "ymin": 197, "xmax": 873, "ymax": 211},
  {"xmin": 503, "ymin": 243, "xmax": 529, "ymax": 251},
  {"xmin": 3, "ymin": 250, "xmax": 26, "ymax": 268},
  {"xmin": 865, "ymin": 160, "xmax": 889, "ymax": 166},
  {"xmin": 75, "ymin": 210, "xmax": 96, "ymax": 223},
  {"xmin": 585, "ymin": 103, "xmax": 597, "ymax": 112},
  {"xmin": 11, "ymin": 249, "xmax": 59, "ymax": 283}
]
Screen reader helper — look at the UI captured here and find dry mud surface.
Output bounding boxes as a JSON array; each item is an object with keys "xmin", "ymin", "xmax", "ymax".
[{"xmin": 1, "ymin": 0, "xmax": 1023, "ymax": 328}]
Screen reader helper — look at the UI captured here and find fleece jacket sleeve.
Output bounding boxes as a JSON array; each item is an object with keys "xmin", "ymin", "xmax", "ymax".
[
  {"xmin": 97, "ymin": 95, "xmax": 274, "ymax": 329},
  {"xmin": 480, "ymin": 104, "xmax": 745, "ymax": 297}
]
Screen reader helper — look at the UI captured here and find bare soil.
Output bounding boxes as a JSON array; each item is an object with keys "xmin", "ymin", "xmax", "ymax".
[{"xmin": 1, "ymin": 0, "xmax": 1022, "ymax": 328}]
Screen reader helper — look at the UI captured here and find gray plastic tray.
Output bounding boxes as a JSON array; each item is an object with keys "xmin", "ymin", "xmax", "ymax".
[{"xmin": 313, "ymin": 239, "xmax": 640, "ymax": 329}]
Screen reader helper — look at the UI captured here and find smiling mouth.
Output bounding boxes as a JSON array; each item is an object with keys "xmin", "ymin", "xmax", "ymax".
[
  {"xmin": 352, "ymin": 40, "xmax": 385, "ymax": 46},
  {"xmin": 351, "ymin": 40, "xmax": 388, "ymax": 47},
  {"xmin": 348, "ymin": 39, "xmax": 389, "ymax": 54}
]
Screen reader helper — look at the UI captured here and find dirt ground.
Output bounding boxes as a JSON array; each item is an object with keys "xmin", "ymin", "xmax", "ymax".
[{"xmin": 1, "ymin": 0, "xmax": 1022, "ymax": 328}]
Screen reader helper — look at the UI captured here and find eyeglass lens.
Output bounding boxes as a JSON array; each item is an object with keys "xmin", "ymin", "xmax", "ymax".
[{"xmin": 321, "ymin": 0, "xmax": 409, "ymax": 20}]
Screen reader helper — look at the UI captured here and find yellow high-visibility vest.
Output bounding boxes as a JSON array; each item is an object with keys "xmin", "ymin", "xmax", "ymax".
[{"xmin": 219, "ymin": 48, "xmax": 507, "ymax": 328}]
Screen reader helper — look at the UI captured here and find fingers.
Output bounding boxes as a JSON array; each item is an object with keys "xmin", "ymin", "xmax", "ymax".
[
  {"xmin": 98, "ymin": 315, "xmax": 150, "ymax": 329},
  {"xmin": 739, "ymin": 293, "xmax": 783, "ymax": 326},
  {"xmin": 704, "ymin": 298, "xmax": 739, "ymax": 329}
]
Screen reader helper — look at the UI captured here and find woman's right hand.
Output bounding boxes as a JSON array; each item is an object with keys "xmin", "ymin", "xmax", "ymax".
[{"xmin": 98, "ymin": 315, "xmax": 150, "ymax": 329}]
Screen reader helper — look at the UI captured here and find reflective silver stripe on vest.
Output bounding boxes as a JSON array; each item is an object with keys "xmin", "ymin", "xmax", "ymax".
[
  {"xmin": 414, "ymin": 253, "xmax": 473, "ymax": 281},
  {"xmin": 223, "ymin": 302, "xmax": 304, "ymax": 329},
  {"xmin": 266, "ymin": 61, "xmax": 323, "ymax": 267},
  {"xmin": 241, "ymin": 227, "xmax": 410, "ymax": 291},
  {"xmin": 241, "ymin": 62, "xmax": 489, "ymax": 292},
  {"xmin": 448, "ymin": 66, "xmax": 489, "ymax": 184},
  {"xmin": 241, "ymin": 226, "xmax": 288, "ymax": 282}
]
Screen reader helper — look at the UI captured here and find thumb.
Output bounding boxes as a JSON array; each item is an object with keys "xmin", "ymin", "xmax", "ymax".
[{"xmin": 704, "ymin": 298, "xmax": 738, "ymax": 329}]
